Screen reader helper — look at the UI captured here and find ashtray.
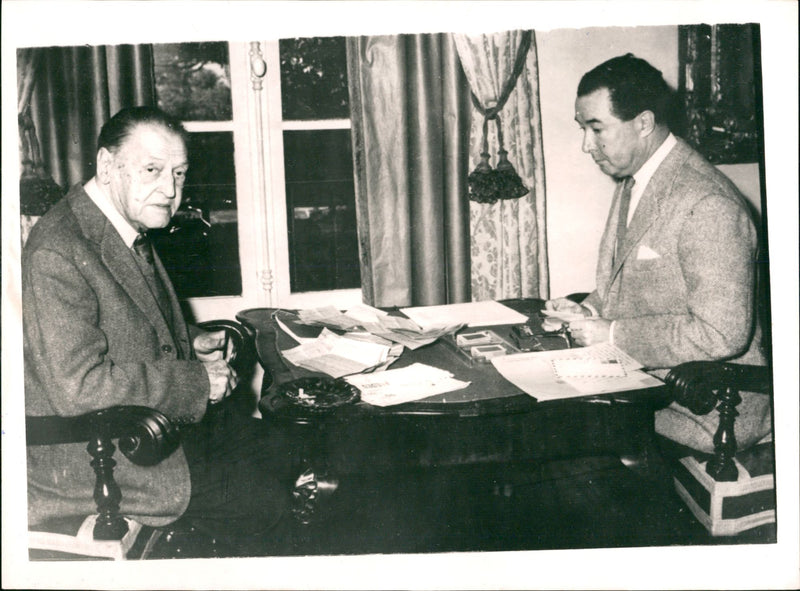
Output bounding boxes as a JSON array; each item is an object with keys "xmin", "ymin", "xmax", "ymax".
[{"xmin": 276, "ymin": 377, "xmax": 360, "ymax": 412}]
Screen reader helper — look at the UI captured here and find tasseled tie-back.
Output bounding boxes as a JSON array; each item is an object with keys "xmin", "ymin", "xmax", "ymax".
[{"xmin": 466, "ymin": 31, "xmax": 532, "ymax": 205}]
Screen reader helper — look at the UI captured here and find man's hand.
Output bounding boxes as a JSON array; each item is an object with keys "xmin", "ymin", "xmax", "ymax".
[
  {"xmin": 203, "ymin": 359, "xmax": 238, "ymax": 404},
  {"xmin": 567, "ymin": 318, "xmax": 612, "ymax": 347},
  {"xmin": 544, "ymin": 297, "xmax": 591, "ymax": 317},
  {"xmin": 193, "ymin": 330, "xmax": 231, "ymax": 362}
]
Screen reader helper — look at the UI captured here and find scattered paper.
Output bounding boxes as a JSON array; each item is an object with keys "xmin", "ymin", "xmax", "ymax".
[
  {"xmin": 281, "ymin": 329, "xmax": 393, "ymax": 378},
  {"xmin": 290, "ymin": 306, "xmax": 462, "ymax": 350},
  {"xmin": 345, "ymin": 363, "xmax": 470, "ymax": 407}
]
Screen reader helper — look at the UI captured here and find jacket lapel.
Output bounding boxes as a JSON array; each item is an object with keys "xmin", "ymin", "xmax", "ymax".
[
  {"xmin": 69, "ymin": 187, "xmax": 177, "ymax": 347},
  {"xmin": 608, "ymin": 139, "xmax": 692, "ymax": 280}
]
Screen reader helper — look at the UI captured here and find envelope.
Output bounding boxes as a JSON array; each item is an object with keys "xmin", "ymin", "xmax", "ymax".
[{"xmin": 636, "ymin": 245, "xmax": 661, "ymax": 260}]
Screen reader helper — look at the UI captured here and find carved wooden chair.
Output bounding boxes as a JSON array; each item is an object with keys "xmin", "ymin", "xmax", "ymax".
[
  {"xmin": 662, "ymin": 360, "xmax": 775, "ymax": 537},
  {"xmin": 26, "ymin": 319, "xmax": 256, "ymax": 560},
  {"xmin": 659, "ymin": 239, "xmax": 775, "ymax": 537}
]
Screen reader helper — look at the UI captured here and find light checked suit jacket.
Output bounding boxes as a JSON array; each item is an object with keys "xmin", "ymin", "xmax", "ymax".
[
  {"xmin": 23, "ymin": 184, "xmax": 210, "ymax": 528},
  {"xmin": 581, "ymin": 138, "xmax": 771, "ymax": 452}
]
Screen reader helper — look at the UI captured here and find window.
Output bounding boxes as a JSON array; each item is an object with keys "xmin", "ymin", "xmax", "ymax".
[
  {"xmin": 264, "ymin": 37, "xmax": 362, "ymax": 309},
  {"xmin": 148, "ymin": 39, "xmax": 362, "ymax": 321},
  {"xmin": 151, "ymin": 42, "xmax": 241, "ymax": 299}
]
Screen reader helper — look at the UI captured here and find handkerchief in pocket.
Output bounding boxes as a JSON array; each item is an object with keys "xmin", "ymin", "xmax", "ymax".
[{"xmin": 636, "ymin": 244, "xmax": 661, "ymax": 260}]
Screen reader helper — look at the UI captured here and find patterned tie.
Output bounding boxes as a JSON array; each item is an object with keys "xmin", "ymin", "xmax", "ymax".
[
  {"xmin": 133, "ymin": 233, "xmax": 155, "ymax": 265},
  {"xmin": 615, "ymin": 176, "xmax": 635, "ymax": 262}
]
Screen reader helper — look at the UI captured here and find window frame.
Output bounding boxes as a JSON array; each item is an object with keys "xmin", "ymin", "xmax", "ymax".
[
  {"xmin": 182, "ymin": 40, "xmax": 362, "ymax": 322},
  {"xmin": 260, "ymin": 39, "xmax": 362, "ymax": 310}
]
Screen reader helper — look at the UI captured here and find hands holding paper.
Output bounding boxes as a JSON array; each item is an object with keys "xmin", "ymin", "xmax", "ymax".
[
  {"xmin": 544, "ymin": 297, "xmax": 610, "ymax": 346},
  {"xmin": 567, "ymin": 317, "xmax": 611, "ymax": 346},
  {"xmin": 544, "ymin": 297, "xmax": 591, "ymax": 318}
]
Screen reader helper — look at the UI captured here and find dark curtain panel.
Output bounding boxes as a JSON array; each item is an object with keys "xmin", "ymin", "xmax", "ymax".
[
  {"xmin": 29, "ymin": 44, "xmax": 156, "ymax": 190},
  {"xmin": 347, "ymin": 34, "xmax": 471, "ymax": 308}
]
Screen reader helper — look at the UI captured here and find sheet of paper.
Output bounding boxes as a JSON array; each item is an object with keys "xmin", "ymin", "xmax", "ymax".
[
  {"xmin": 491, "ymin": 343, "xmax": 662, "ymax": 401},
  {"xmin": 345, "ymin": 363, "xmax": 471, "ymax": 407},
  {"xmin": 551, "ymin": 358, "xmax": 627, "ymax": 378},
  {"xmin": 400, "ymin": 300, "xmax": 528, "ymax": 330}
]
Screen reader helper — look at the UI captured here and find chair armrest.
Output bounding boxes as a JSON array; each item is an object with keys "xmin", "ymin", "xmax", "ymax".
[
  {"xmin": 196, "ymin": 319, "xmax": 256, "ymax": 378},
  {"xmin": 26, "ymin": 405, "xmax": 180, "ymax": 467},
  {"xmin": 665, "ymin": 361, "xmax": 772, "ymax": 415},
  {"xmin": 664, "ymin": 360, "xmax": 772, "ymax": 482},
  {"xmin": 27, "ymin": 405, "xmax": 181, "ymax": 539}
]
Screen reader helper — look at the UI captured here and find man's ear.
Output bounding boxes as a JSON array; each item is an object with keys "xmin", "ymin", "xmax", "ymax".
[
  {"xmin": 96, "ymin": 148, "xmax": 113, "ymax": 184},
  {"xmin": 637, "ymin": 110, "xmax": 656, "ymax": 137}
]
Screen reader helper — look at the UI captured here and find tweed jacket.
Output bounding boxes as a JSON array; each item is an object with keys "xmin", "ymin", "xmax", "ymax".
[
  {"xmin": 23, "ymin": 184, "xmax": 210, "ymax": 528},
  {"xmin": 582, "ymin": 138, "xmax": 770, "ymax": 452}
]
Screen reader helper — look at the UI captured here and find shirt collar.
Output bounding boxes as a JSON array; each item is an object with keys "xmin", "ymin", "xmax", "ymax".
[
  {"xmin": 84, "ymin": 178, "xmax": 140, "ymax": 248},
  {"xmin": 632, "ymin": 132, "xmax": 677, "ymax": 191}
]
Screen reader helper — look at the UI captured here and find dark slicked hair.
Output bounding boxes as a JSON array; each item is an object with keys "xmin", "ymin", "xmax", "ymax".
[
  {"xmin": 97, "ymin": 105, "xmax": 189, "ymax": 153},
  {"xmin": 577, "ymin": 53, "xmax": 674, "ymax": 124}
]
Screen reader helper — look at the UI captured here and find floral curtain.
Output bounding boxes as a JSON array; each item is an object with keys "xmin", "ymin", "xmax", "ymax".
[
  {"xmin": 453, "ymin": 30, "xmax": 549, "ymax": 301},
  {"xmin": 347, "ymin": 34, "xmax": 472, "ymax": 307}
]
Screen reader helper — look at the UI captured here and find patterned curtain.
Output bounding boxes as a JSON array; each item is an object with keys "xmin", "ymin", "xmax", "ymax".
[
  {"xmin": 347, "ymin": 34, "xmax": 472, "ymax": 307},
  {"xmin": 453, "ymin": 30, "xmax": 549, "ymax": 300}
]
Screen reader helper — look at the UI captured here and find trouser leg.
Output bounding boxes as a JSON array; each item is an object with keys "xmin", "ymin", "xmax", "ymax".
[{"xmin": 176, "ymin": 401, "xmax": 297, "ymax": 556}]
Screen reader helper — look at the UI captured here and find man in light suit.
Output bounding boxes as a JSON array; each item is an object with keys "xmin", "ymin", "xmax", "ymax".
[
  {"xmin": 546, "ymin": 54, "xmax": 771, "ymax": 452},
  {"xmin": 24, "ymin": 106, "xmax": 294, "ymax": 556}
]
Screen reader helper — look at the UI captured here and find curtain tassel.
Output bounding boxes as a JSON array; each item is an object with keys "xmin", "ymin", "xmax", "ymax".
[
  {"xmin": 465, "ymin": 31, "xmax": 532, "ymax": 205},
  {"xmin": 467, "ymin": 115, "xmax": 529, "ymax": 204}
]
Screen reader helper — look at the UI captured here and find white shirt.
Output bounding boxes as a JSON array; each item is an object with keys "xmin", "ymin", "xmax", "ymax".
[
  {"xmin": 84, "ymin": 178, "xmax": 140, "ymax": 248},
  {"xmin": 626, "ymin": 132, "xmax": 677, "ymax": 226}
]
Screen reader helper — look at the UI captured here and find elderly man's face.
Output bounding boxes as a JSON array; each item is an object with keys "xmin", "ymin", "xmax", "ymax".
[
  {"xmin": 575, "ymin": 87, "xmax": 646, "ymax": 179},
  {"xmin": 100, "ymin": 123, "xmax": 188, "ymax": 231}
]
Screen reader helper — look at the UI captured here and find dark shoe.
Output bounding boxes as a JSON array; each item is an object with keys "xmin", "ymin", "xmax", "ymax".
[{"xmin": 292, "ymin": 468, "xmax": 339, "ymax": 525}]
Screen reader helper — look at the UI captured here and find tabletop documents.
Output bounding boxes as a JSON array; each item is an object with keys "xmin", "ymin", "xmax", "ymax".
[{"xmin": 275, "ymin": 302, "xmax": 661, "ymax": 404}]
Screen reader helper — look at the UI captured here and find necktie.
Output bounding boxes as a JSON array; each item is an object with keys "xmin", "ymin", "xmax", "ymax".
[
  {"xmin": 133, "ymin": 233, "xmax": 155, "ymax": 265},
  {"xmin": 132, "ymin": 233, "xmax": 175, "ymax": 337},
  {"xmin": 615, "ymin": 176, "xmax": 635, "ymax": 262}
]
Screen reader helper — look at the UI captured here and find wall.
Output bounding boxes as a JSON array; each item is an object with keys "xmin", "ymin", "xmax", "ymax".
[{"xmin": 536, "ymin": 26, "xmax": 680, "ymax": 298}]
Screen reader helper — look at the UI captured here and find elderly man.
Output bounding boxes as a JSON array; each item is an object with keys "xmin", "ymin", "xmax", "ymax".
[
  {"xmin": 23, "ymin": 106, "xmax": 295, "ymax": 557},
  {"xmin": 546, "ymin": 54, "xmax": 770, "ymax": 453}
]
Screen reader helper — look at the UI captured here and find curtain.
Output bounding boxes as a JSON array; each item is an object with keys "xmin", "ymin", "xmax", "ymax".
[
  {"xmin": 347, "ymin": 34, "xmax": 472, "ymax": 308},
  {"xmin": 28, "ymin": 44, "xmax": 156, "ymax": 191},
  {"xmin": 453, "ymin": 30, "xmax": 549, "ymax": 301}
]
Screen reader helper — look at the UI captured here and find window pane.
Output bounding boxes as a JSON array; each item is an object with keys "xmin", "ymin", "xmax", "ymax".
[
  {"xmin": 151, "ymin": 132, "xmax": 242, "ymax": 298},
  {"xmin": 284, "ymin": 130, "xmax": 360, "ymax": 292},
  {"xmin": 280, "ymin": 37, "xmax": 349, "ymax": 120},
  {"xmin": 153, "ymin": 42, "xmax": 232, "ymax": 121}
]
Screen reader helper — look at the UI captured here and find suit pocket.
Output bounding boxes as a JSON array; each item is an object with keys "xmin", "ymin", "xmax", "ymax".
[{"xmin": 621, "ymin": 255, "xmax": 685, "ymax": 313}]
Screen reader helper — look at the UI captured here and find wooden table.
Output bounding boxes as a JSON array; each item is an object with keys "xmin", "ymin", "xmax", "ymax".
[{"xmin": 236, "ymin": 299, "xmax": 669, "ymax": 476}]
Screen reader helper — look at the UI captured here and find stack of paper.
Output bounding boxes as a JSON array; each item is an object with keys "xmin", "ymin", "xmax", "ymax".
[{"xmin": 345, "ymin": 363, "xmax": 470, "ymax": 407}]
